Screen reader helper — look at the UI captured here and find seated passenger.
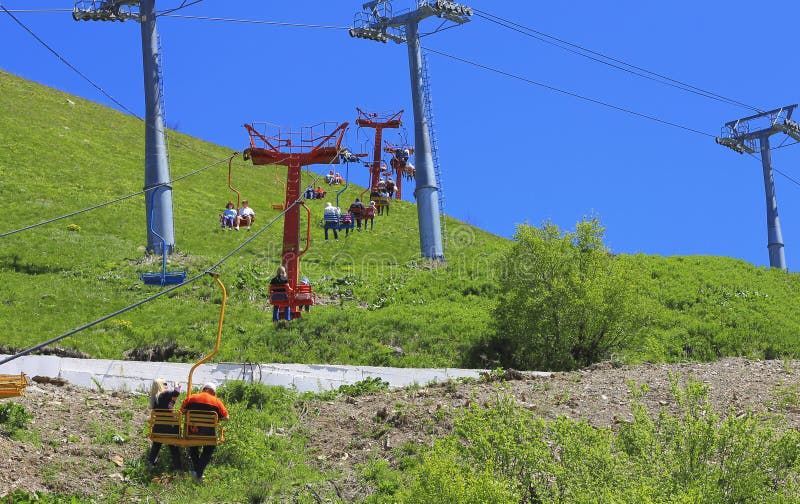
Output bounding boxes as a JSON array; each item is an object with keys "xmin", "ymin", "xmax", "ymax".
[
  {"xmin": 236, "ymin": 200, "xmax": 255, "ymax": 230},
  {"xmin": 180, "ymin": 382, "xmax": 229, "ymax": 481},
  {"xmin": 325, "ymin": 170, "xmax": 335, "ymax": 184},
  {"xmin": 269, "ymin": 266, "xmax": 291, "ymax": 322},
  {"xmin": 323, "ymin": 202, "xmax": 341, "ymax": 241},
  {"xmin": 297, "ymin": 277, "xmax": 312, "ymax": 312},
  {"xmin": 404, "ymin": 163, "xmax": 415, "ymax": 180},
  {"xmin": 349, "ymin": 198, "xmax": 364, "ymax": 230},
  {"xmin": 304, "ymin": 185, "xmax": 315, "ymax": 199},
  {"xmin": 377, "ymin": 188, "xmax": 390, "ymax": 215},
  {"xmin": 340, "ymin": 149, "xmax": 360, "ymax": 163},
  {"xmin": 220, "ymin": 202, "xmax": 237, "ymax": 230},
  {"xmin": 363, "ymin": 201, "xmax": 376, "ymax": 230},
  {"xmin": 385, "ymin": 178, "xmax": 396, "ymax": 198},
  {"xmin": 342, "ymin": 212, "xmax": 353, "ymax": 236},
  {"xmin": 314, "ymin": 186, "xmax": 326, "ymax": 199},
  {"xmin": 334, "ymin": 172, "xmax": 344, "ymax": 185}
]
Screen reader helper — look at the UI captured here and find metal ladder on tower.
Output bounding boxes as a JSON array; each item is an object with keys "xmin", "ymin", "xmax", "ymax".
[
  {"xmin": 156, "ymin": 31, "xmax": 170, "ymax": 165},
  {"xmin": 421, "ymin": 52, "xmax": 446, "ymax": 250}
]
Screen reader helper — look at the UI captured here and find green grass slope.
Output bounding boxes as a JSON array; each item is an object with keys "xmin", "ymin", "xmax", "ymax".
[
  {"xmin": 0, "ymin": 70, "xmax": 506, "ymax": 367},
  {"xmin": 2, "ymin": 69, "xmax": 799, "ymax": 371},
  {"xmin": 621, "ymin": 254, "xmax": 800, "ymax": 363}
]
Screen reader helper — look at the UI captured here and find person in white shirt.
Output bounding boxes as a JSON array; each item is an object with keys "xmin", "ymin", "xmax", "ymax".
[
  {"xmin": 323, "ymin": 202, "xmax": 341, "ymax": 241},
  {"xmin": 236, "ymin": 200, "xmax": 255, "ymax": 230}
]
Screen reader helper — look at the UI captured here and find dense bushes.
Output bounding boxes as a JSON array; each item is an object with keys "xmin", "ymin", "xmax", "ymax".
[
  {"xmin": 374, "ymin": 379, "xmax": 800, "ymax": 503},
  {"xmin": 482, "ymin": 217, "xmax": 636, "ymax": 371}
]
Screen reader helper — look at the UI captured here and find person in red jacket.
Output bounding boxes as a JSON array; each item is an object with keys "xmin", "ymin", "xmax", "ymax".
[{"xmin": 181, "ymin": 382, "xmax": 229, "ymax": 481}]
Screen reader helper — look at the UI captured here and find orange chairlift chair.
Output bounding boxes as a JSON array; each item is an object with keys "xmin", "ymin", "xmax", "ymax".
[
  {"xmin": 147, "ymin": 273, "xmax": 227, "ymax": 447},
  {"xmin": 0, "ymin": 372, "xmax": 30, "ymax": 399},
  {"xmin": 268, "ymin": 202, "xmax": 317, "ymax": 319}
]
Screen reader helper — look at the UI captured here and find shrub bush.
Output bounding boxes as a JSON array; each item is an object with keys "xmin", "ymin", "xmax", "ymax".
[
  {"xmin": 486, "ymin": 217, "xmax": 636, "ymax": 371},
  {"xmin": 391, "ymin": 380, "xmax": 800, "ymax": 502},
  {"xmin": 0, "ymin": 403, "xmax": 32, "ymax": 436}
]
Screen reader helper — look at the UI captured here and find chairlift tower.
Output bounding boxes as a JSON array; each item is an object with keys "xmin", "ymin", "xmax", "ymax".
[
  {"xmin": 355, "ymin": 108, "xmax": 403, "ymax": 193},
  {"xmin": 243, "ymin": 122, "xmax": 348, "ymax": 317},
  {"xmin": 717, "ymin": 104, "xmax": 799, "ymax": 270},
  {"xmin": 384, "ymin": 141, "xmax": 415, "ymax": 199},
  {"xmin": 73, "ymin": 0, "xmax": 175, "ymax": 255},
  {"xmin": 350, "ymin": 0, "xmax": 472, "ymax": 261}
]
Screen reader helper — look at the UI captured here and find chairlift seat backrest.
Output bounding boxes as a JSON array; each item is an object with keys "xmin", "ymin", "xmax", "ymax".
[
  {"xmin": 0, "ymin": 373, "xmax": 29, "ymax": 399},
  {"xmin": 147, "ymin": 409, "xmax": 224, "ymax": 447},
  {"xmin": 269, "ymin": 284, "xmax": 292, "ymax": 306}
]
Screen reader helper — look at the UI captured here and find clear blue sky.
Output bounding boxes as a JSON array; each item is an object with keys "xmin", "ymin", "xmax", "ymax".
[{"xmin": 3, "ymin": 1, "xmax": 800, "ymax": 268}]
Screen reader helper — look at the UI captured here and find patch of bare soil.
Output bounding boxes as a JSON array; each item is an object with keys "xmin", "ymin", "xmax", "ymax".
[
  {"xmin": 1, "ymin": 358, "xmax": 798, "ymax": 500},
  {"xmin": 0, "ymin": 382, "xmax": 150, "ymax": 499}
]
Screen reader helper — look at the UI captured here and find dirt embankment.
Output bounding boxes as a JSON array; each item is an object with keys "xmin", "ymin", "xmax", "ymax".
[{"xmin": 1, "ymin": 358, "xmax": 798, "ymax": 499}]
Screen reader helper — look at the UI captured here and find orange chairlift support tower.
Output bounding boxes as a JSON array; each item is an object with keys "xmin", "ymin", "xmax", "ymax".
[
  {"xmin": 355, "ymin": 108, "xmax": 403, "ymax": 194},
  {"xmin": 242, "ymin": 121, "xmax": 348, "ymax": 318}
]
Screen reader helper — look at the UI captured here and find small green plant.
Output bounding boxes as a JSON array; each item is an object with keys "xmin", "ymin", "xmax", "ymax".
[
  {"xmin": 338, "ymin": 377, "xmax": 390, "ymax": 397},
  {"xmin": 360, "ymin": 457, "xmax": 403, "ymax": 498},
  {"xmin": 89, "ymin": 421, "xmax": 127, "ymax": 445},
  {"xmin": 66, "ymin": 223, "xmax": 81, "ymax": 232},
  {"xmin": 91, "ymin": 377, "xmax": 105, "ymax": 393},
  {"xmin": 221, "ymin": 381, "xmax": 297, "ymax": 411},
  {"xmin": 769, "ymin": 383, "xmax": 800, "ymax": 412},
  {"xmin": 119, "ymin": 409, "xmax": 133, "ymax": 423},
  {"xmin": 0, "ymin": 403, "xmax": 32, "ymax": 437}
]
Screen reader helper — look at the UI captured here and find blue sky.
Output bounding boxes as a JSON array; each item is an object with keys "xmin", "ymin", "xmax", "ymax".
[{"xmin": 3, "ymin": 0, "xmax": 800, "ymax": 269}]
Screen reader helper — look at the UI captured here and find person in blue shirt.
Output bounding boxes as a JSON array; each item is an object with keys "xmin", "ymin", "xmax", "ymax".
[{"xmin": 220, "ymin": 202, "xmax": 237, "ymax": 230}]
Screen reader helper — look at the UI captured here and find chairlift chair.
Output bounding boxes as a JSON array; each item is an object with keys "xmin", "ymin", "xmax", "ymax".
[
  {"xmin": 140, "ymin": 186, "xmax": 186, "ymax": 286},
  {"xmin": 0, "ymin": 373, "xmax": 30, "ymax": 399},
  {"xmin": 147, "ymin": 274, "xmax": 227, "ymax": 447}
]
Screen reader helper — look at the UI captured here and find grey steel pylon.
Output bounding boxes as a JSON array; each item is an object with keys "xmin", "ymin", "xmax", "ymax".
[
  {"xmin": 717, "ymin": 105, "xmax": 797, "ymax": 270},
  {"xmin": 73, "ymin": 0, "xmax": 176, "ymax": 255},
  {"xmin": 349, "ymin": 0, "xmax": 472, "ymax": 261}
]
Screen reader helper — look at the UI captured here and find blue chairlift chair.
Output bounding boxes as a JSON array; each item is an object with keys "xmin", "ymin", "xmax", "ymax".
[{"xmin": 140, "ymin": 186, "xmax": 186, "ymax": 286}]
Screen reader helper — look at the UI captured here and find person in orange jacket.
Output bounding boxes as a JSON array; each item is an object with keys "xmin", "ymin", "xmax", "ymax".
[{"xmin": 181, "ymin": 382, "xmax": 229, "ymax": 481}]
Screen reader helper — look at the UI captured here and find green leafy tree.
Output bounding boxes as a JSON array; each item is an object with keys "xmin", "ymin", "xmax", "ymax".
[{"xmin": 489, "ymin": 216, "xmax": 634, "ymax": 370}]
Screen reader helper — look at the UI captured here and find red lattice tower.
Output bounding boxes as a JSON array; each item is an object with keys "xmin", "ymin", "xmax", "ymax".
[
  {"xmin": 355, "ymin": 108, "xmax": 403, "ymax": 193},
  {"xmin": 383, "ymin": 141, "xmax": 414, "ymax": 199},
  {"xmin": 243, "ymin": 121, "xmax": 348, "ymax": 317}
]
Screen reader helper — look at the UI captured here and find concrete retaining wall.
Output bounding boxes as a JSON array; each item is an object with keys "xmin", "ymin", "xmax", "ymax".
[{"xmin": 0, "ymin": 355, "xmax": 498, "ymax": 393}]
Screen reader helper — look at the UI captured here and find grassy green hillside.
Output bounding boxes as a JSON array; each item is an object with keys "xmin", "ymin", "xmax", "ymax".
[
  {"xmin": 1, "ymin": 69, "xmax": 799, "ymax": 370},
  {"xmin": 622, "ymin": 254, "xmax": 800, "ymax": 362},
  {"xmin": 0, "ymin": 70, "xmax": 505, "ymax": 367}
]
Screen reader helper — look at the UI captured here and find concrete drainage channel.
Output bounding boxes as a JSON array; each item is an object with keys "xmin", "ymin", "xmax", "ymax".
[{"xmin": 0, "ymin": 355, "xmax": 543, "ymax": 394}]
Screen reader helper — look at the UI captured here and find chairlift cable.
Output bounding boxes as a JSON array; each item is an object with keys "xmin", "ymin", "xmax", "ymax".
[
  {"xmin": 156, "ymin": 0, "xmax": 205, "ymax": 17},
  {"xmin": 1, "ymin": 5, "xmax": 138, "ymax": 117},
  {"xmin": 745, "ymin": 153, "xmax": 800, "ymax": 189},
  {"xmin": 1, "ymin": 9, "xmax": 73, "ymax": 13},
  {"xmin": 159, "ymin": 13, "xmax": 349, "ymax": 30},
  {"xmin": 473, "ymin": 8, "xmax": 763, "ymax": 113},
  {"xmin": 422, "ymin": 45, "xmax": 716, "ymax": 138},
  {"xmin": 0, "ymin": 271, "xmax": 208, "ymax": 367},
  {"xmin": 1, "ymin": 5, "xmax": 219, "ymax": 159},
  {"xmin": 0, "ymin": 154, "xmax": 235, "ymax": 239}
]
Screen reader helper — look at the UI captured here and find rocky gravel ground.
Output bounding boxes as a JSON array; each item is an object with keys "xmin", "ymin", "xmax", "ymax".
[{"xmin": 1, "ymin": 357, "xmax": 798, "ymax": 500}]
